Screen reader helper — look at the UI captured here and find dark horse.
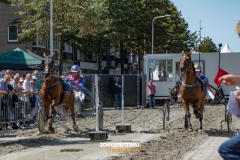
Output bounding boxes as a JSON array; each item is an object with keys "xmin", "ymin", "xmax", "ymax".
[
  {"xmin": 41, "ymin": 52, "xmax": 78, "ymax": 133},
  {"xmin": 179, "ymin": 51, "xmax": 206, "ymax": 132}
]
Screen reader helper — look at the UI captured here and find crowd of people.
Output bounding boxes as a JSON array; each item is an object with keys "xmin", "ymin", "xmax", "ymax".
[
  {"xmin": 0, "ymin": 64, "xmax": 88, "ymax": 130},
  {"xmin": 0, "ymin": 69, "xmax": 42, "ymax": 130}
]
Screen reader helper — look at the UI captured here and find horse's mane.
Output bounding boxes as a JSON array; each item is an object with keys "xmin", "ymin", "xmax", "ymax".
[{"xmin": 191, "ymin": 61, "xmax": 196, "ymax": 75}]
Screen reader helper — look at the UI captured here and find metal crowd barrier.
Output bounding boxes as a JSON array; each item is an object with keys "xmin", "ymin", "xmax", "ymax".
[{"xmin": 0, "ymin": 93, "xmax": 40, "ymax": 131}]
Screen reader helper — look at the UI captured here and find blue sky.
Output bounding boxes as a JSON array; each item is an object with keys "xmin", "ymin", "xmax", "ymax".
[{"xmin": 171, "ymin": 0, "xmax": 240, "ymax": 52}]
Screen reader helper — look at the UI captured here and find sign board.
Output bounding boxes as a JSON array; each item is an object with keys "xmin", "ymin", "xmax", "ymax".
[{"xmin": 148, "ymin": 59, "xmax": 155, "ymax": 68}]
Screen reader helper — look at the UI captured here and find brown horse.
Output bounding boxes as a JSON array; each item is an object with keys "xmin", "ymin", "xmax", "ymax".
[
  {"xmin": 179, "ymin": 51, "xmax": 206, "ymax": 132},
  {"xmin": 41, "ymin": 52, "xmax": 78, "ymax": 133}
]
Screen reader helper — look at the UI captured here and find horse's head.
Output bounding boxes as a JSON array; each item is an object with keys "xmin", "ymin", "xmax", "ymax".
[
  {"xmin": 180, "ymin": 51, "xmax": 194, "ymax": 74},
  {"xmin": 43, "ymin": 52, "xmax": 55, "ymax": 79}
]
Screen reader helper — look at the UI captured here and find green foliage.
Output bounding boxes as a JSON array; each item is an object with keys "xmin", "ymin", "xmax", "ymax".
[
  {"xmin": 0, "ymin": 0, "xmax": 12, "ymax": 5},
  {"xmin": 71, "ymin": 0, "xmax": 198, "ymax": 54},
  {"xmin": 15, "ymin": 0, "xmax": 106, "ymax": 44},
  {"xmin": 200, "ymin": 37, "xmax": 218, "ymax": 53},
  {"xmin": 13, "ymin": 0, "xmax": 211, "ymax": 56}
]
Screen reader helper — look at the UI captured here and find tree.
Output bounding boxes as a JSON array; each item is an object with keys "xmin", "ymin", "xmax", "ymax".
[
  {"xmin": 0, "ymin": 0, "xmax": 12, "ymax": 4},
  {"xmin": 14, "ymin": 0, "xmax": 105, "ymax": 75},
  {"xmin": 199, "ymin": 37, "xmax": 217, "ymax": 53}
]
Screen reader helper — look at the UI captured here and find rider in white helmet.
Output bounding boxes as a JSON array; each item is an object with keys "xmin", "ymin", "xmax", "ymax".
[
  {"xmin": 195, "ymin": 64, "xmax": 214, "ymax": 99},
  {"xmin": 195, "ymin": 64, "xmax": 208, "ymax": 86}
]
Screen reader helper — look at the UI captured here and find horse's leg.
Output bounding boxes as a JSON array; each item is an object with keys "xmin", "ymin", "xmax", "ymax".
[
  {"xmin": 193, "ymin": 104, "xmax": 201, "ymax": 119},
  {"xmin": 48, "ymin": 100, "xmax": 56, "ymax": 134},
  {"xmin": 182, "ymin": 100, "xmax": 192, "ymax": 131},
  {"xmin": 68, "ymin": 92, "xmax": 78, "ymax": 131},
  {"xmin": 197, "ymin": 92, "xmax": 206, "ymax": 132}
]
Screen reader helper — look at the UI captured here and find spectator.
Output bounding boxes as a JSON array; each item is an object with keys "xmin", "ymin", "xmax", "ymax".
[
  {"xmin": 29, "ymin": 76, "xmax": 40, "ymax": 119},
  {"xmin": 22, "ymin": 73, "xmax": 32, "ymax": 91},
  {"xmin": 159, "ymin": 70, "xmax": 168, "ymax": 81},
  {"xmin": 113, "ymin": 76, "xmax": 122, "ymax": 109},
  {"xmin": 0, "ymin": 75, "xmax": 12, "ymax": 122},
  {"xmin": 5, "ymin": 70, "xmax": 14, "ymax": 82},
  {"xmin": 218, "ymin": 20, "xmax": 240, "ymax": 159},
  {"xmin": 146, "ymin": 79, "xmax": 156, "ymax": 108},
  {"xmin": 17, "ymin": 78, "xmax": 24, "ymax": 90},
  {"xmin": 22, "ymin": 74, "xmax": 26, "ymax": 81},
  {"xmin": 32, "ymin": 70, "xmax": 41, "ymax": 91},
  {"xmin": 22, "ymin": 73, "xmax": 32, "ymax": 119},
  {"xmin": 11, "ymin": 76, "xmax": 29, "ymax": 94},
  {"xmin": 218, "ymin": 73, "xmax": 240, "ymax": 159}
]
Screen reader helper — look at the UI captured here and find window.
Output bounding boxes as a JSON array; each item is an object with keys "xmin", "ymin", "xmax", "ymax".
[
  {"xmin": 149, "ymin": 59, "xmax": 173, "ymax": 82},
  {"xmin": 8, "ymin": 26, "xmax": 18, "ymax": 42}
]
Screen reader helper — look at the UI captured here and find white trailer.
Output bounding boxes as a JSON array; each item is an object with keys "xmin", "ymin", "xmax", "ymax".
[{"xmin": 144, "ymin": 52, "xmax": 240, "ymax": 100}]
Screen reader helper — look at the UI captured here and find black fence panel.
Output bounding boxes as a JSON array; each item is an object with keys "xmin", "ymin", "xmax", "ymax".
[
  {"xmin": 82, "ymin": 74, "xmax": 146, "ymax": 108},
  {"xmin": 123, "ymin": 75, "xmax": 138, "ymax": 107}
]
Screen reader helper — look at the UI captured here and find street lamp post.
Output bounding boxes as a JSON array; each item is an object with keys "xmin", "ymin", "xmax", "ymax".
[
  {"xmin": 50, "ymin": 0, "xmax": 53, "ymax": 56},
  {"xmin": 152, "ymin": 15, "xmax": 171, "ymax": 54}
]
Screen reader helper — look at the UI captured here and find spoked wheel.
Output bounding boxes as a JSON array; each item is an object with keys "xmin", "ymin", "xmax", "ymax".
[
  {"xmin": 163, "ymin": 103, "xmax": 170, "ymax": 130},
  {"xmin": 226, "ymin": 111, "xmax": 232, "ymax": 132},
  {"xmin": 38, "ymin": 107, "xmax": 46, "ymax": 133}
]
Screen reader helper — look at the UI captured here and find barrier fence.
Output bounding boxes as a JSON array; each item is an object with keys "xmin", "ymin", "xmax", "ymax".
[{"xmin": 0, "ymin": 93, "xmax": 40, "ymax": 130}]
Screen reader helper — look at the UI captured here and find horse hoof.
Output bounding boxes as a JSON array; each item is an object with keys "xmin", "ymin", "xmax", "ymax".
[
  {"xmin": 188, "ymin": 128, "xmax": 193, "ymax": 132},
  {"xmin": 197, "ymin": 129, "xmax": 202, "ymax": 132},
  {"xmin": 73, "ymin": 125, "xmax": 79, "ymax": 131},
  {"xmin": 49, "ymin": 127, "xmax": 55, "ymax": 134}
]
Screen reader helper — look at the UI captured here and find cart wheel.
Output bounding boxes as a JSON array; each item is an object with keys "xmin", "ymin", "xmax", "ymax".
[
  {"xmin": 38, "ymin": 107, "xmax": 46, "ymax": 133},
  {"xmin": 227, "ymin": 111, "xmax": 232, "ymax": 132},
  {"xmin": 163, "ymin": 103, "xmax": 169, "ymax": 130}
]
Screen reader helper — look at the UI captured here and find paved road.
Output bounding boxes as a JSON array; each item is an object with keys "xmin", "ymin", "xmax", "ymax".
[{"xmin": 183, "ymin": 137, "xmax": 229, "ymax": 160}]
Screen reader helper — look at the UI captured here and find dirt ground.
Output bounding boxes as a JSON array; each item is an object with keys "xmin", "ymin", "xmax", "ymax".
[{"xmin": 0, "ymin": 104, "xmax": 239, "ymax": 160}]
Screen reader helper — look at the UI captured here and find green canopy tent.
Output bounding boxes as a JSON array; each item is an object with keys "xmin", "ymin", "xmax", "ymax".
[{"xmin": 0, "ymin": 48, "xmax": 44, "ymax": 70}]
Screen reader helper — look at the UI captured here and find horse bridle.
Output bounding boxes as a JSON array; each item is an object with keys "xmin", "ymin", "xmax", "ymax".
[{"xmin": 181, "ymin": 55, "xmax": 195, "ymax": 74}]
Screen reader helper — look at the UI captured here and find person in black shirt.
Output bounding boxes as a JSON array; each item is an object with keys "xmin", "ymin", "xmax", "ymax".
[{"xmin": 113, "ymin": 76, "xmax": 122, "ymax": 109}]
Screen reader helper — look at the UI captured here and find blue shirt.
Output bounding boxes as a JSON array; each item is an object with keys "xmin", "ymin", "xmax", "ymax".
[
  {"xmin": 0, "ymin": 80, "xmax": 8, "ymax": 91},
  {"xmin": 197, "ymin": 75, "xmax": 208, "ymax": 90}
]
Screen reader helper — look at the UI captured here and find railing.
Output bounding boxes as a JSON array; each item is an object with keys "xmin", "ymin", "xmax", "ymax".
[{"xmin": 0, "ymin": 93, "xmax": 41, "ymax": 131}]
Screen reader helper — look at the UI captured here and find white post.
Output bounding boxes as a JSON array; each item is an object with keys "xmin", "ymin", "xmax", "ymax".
[
  {"xmin": 121, "ymin": 75, "xmax": 124, "ymax": 125},
  {"xmin": 50, "ymin": 0, "xmax": 53, "ymax": 56},
  {"xmin": 95, "ymin": 74, "xmax": 99, "ymax": 132}
]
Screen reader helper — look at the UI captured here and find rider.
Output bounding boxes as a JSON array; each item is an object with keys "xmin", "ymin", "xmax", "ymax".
[
  {"xmin": 194, "ymin": 64, "xmax": 208, "ymax": 89},
  {"xmin": 194, "ymin": 64, "xmax": 214, "ymax": 99},
  {"xmin": 65, "ymin": 64, "xmax": 85, "ymax": 117}
]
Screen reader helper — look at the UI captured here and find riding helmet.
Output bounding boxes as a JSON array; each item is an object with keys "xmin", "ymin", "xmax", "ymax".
[
  {"xmin": 194, "ymin": 64, "xmax": 201, "ymax": 71},
  {"xmin": 71, "ymin": 64, "xmax": 80, "ymax": 72}
]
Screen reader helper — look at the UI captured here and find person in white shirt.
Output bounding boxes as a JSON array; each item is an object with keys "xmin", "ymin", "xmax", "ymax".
[{"xmin": 22, "ymin": 73, "xmax": 33, "ymax": 119}]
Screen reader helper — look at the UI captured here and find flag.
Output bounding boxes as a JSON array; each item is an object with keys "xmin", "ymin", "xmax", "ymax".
[{"xmin": 214, "ymin": 68, "xmax": 229, "ymax": 86}]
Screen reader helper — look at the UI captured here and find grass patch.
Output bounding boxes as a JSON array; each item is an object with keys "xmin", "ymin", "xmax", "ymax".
[
  {"xmin": 60, "ymin": 148, "xmax": 83, "ymax": 152},
  {"xmin": 90, "ymin": 139, "xmax": 107, "ymax": 142}
]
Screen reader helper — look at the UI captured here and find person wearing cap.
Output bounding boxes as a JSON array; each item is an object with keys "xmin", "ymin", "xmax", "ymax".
[
  {"xmin": 113, "ymin": 76, "xmax": 122, "ymax": 109},
  {"xmin": 65, "ymin": 64, "xmax": 85, "ymax": 116}
]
